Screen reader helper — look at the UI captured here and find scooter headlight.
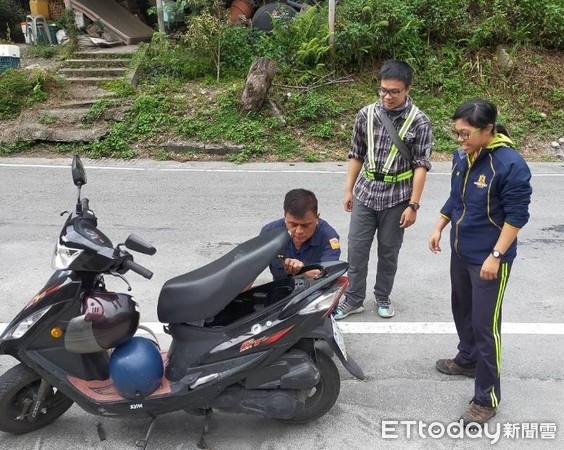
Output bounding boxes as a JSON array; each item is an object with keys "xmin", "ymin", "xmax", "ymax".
[
  {"xmin": 52, "ymin": 241, "xmax": 83, "ymax": 270},
  {"xmin": 3, "ymin": 306, "xmax": 52, "ymax": 340}
]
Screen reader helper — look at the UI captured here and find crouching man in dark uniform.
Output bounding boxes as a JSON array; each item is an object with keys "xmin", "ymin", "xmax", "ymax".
[{"xmin": 261, "ymin": 189, "xmax": 341, "ymax": 280}]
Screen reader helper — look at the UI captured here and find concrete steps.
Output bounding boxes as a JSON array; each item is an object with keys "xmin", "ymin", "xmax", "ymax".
[
  {"xmin": 14, "ymin": 106, "xmax": 110, "ymax": 143},
  {"xmin": 59, "ymin": 67, "xmax": 128, "ymax": 78},
  {"xmin": 64, "ymin": 58, "xmax": 130, "ymax": 68},
  {"xmin": 62, "ymin": 77, "xmax": 120, "ymax": 85},
  {"xmin": 57, "ymin": 97, "xmax": 119, "ymax": 108},
  {"xmin": 1, "ymin": 47, "xmax": 139, "ymax": 145},
  {"xmin": 57, "ymin": 48, "xmax": 136, "ymax": 86},
  {"xmin": 0, "ymin": 46, "xmax": 138, "ymax": 143}
]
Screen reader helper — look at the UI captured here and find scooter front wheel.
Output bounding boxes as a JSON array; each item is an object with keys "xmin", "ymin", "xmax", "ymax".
[
  {"xmin": 0, "ymin": 363, "xmax": 74, "ymax": 434},
  {"xmin": 277, "ymin": 350, "xmax": 341, "ymax": 425}
]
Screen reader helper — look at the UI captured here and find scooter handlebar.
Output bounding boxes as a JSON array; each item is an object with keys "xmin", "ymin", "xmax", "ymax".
[{"xmin": 123, "ymin": 259, "xmax": 153, "ymax": 280}]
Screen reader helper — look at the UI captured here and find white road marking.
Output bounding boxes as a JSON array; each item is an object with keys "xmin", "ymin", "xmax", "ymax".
[
  {"xmin": 1, "ymin": 162, "xmax": 563, "ymax": 176},
  {"xmin": 1, "ymin": 321, "xmax": 563, "ymax": 336}
]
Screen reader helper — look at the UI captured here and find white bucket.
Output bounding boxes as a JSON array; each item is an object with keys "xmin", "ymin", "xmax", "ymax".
[
  {"xmin": 74, "ymin": 11, "xmax": 86, "ymax": 29},
  {"xmin": 20, "ymin": 22, "xmax": 31, "ymax": 44}
]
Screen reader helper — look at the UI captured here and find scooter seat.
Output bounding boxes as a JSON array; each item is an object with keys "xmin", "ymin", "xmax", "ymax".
[{"xmin": 157, "ymin": 228, "xmax": 290, "ymax": 324}]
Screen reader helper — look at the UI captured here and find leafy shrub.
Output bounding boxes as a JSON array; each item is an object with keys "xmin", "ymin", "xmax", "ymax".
[
  {"xmin": 334, "ymin": 0, "xmax": 424, "ymax": 68},
  {"xmin": 309, "ymin": 120, "xmax": 335, "ymax": 139},
  {"xmin": 89, "ymin": 123, "xmax": 136, "ymax": 158},
  {"xmin": 178, "ymin": 90, "xmax": 265, "ymax": 145},
  {"xmin": 464, "ymin": 0, "xmax": 564, "ymax": 49},
  {"xmin": 285, "ymin": 91, "xmax": 343, "ymax": 122},
  {"xmin": 23, "ymin": 45, "xmax": 58, "ymax": 59},
  {"xmin": 0, "ymin": 69, "xmax": 50, "ymax": 119},
  {"xmin": 540, "ymin": 2, "xmax": 564, "ymax": 49},
  {"xmin": 0, "ymin": 140, "xmax": 32, "ymax": 155},
  {"xmin": 138, "ymin": 33, "xmax": 213, "ymax": 81},
  {"xmin": 0, "ymin": 0, "xmax": 25, "ymax": 41},
  {"xmin": 416, "ymin": 0, "xmax": 471, "ymax": 43},
  {"xmin": 220, "ymin": 25, "xmax": 258, "ymax": 73},
  {"xmin": 257, "ymin": 4, "xmax": 330, "ymax": 83}
]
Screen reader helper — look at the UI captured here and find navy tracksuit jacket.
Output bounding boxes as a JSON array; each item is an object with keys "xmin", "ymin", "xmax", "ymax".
[{"xmin": 440, "ymin": 135, "xmax": 532, "ymax": 407}]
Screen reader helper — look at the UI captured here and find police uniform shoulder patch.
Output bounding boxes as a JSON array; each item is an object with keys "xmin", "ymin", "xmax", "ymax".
[{"xmin": 329, "ymin": 237, "xmax": 340, "ymax": 250}]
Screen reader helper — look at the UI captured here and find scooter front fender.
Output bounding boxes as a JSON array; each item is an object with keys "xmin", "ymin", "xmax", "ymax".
[{"xmin": 306, "ymin": 317, "xmax": 365, "ymax": 380}]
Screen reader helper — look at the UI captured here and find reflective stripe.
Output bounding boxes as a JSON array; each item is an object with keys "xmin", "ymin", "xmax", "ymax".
[
  {"xmin": 365, "ymin": 103, "xmax": 418, "ymax": 181},
  {"xmin": 363, "ymin": 168, "xmax": 413, "ymax": 183},
  {"xmin": 367, "ymin": 103, "xmax": 376, "ymax": 171},
  {"xmin": 493, "ymin": 262, "xmax": 509, "ymax": 378},
  {"xmin": 381, "ymin": 105, "xmax": 419, "ymax": 173},
  {"xmin": 490, "ymin": 389, "xmax": 499, "ymax": 408}
]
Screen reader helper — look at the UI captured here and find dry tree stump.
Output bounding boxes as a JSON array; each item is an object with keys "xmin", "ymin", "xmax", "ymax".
[{"xmin": 241, "ymin": 57, "xmax": 277, "ymax": 112}]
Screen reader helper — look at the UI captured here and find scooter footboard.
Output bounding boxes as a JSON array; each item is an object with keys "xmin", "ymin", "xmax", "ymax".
[{"xmin": 306, "ymin": 317, "xmax": 365, "ymax": 380}]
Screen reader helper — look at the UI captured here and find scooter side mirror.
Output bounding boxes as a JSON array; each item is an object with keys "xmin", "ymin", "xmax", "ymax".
[
  {"xmin": 124, "ymin": 234, "xmax": 157, "ymax": 256},
  {"xmin": 71, "ymin": 156, "xmax": 87, "ymax": 187}
]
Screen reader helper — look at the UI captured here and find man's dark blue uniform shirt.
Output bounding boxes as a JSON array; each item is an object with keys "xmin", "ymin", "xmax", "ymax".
[{"xmin": 260, "ymin": 218, "xmax": 341, "ymax": 280}]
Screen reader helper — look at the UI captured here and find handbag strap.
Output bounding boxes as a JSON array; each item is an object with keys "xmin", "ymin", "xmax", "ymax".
[{"xmin": 375, "ymin": 107, "xmax": 416, "ymax": 164}]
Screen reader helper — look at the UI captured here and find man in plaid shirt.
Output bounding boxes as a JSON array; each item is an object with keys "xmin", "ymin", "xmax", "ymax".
[{"xmin": 334, "ymin": 60, "xmax": 433, "ymax": 320}]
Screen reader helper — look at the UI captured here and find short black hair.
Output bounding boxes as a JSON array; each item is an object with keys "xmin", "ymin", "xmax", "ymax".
[
  {"xmin": 380, "ymin": 60, "xmax": 413, "ymax": 86},
  {"xmin": 283, "ymin": 189, "xmax": 318, "ymax": 217},
  {"xmin": 452, "ymin": 98, "xmax": 509, "ymax": 136}
]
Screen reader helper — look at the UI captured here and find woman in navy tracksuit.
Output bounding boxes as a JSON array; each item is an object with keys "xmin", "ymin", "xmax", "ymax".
[{"xmin": 428, "ymin": 99, "xmax": 532, "ymax": 426}]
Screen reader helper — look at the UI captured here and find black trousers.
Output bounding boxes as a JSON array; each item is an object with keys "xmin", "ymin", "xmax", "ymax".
[{"xmin": 450, "ymin": 252, "xmax": 512, "ymax": 408}]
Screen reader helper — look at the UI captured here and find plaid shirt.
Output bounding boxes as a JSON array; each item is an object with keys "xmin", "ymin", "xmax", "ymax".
[{"xmin": 349, "ymin": 97, "xmax": 433, "ymax": 211}]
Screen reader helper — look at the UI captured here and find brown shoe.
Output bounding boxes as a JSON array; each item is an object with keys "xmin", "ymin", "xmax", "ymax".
[
  {"xmin": 435, "ymin": 359, "xmax": 476, "ymax": 378},
  {"xmin": 461, "ymin": 402, "xmax": 497, "ymax": 426}
]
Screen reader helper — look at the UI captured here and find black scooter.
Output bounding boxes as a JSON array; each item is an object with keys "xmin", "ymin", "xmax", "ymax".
[{"xmin": 0, "ymin": 156, "xmax": 363, "ymax": 447}]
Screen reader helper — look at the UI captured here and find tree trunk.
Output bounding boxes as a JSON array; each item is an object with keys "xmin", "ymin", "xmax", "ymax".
[{"xmin": 241, "ymin": 58, "xmax": 277, "ymax": 112}]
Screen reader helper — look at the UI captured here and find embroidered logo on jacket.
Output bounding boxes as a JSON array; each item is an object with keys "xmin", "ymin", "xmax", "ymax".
[{"xmin": 474, "ymin": 174, "xmax": 488, "ymax": 189}]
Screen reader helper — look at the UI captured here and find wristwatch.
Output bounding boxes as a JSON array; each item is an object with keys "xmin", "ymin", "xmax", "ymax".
[
  {"xmin": 408, "ymin": 202, "xmax": 420, "ymax": 211},
  {"xmin": 491, "ymin": 249, "xmax": 503, "ymax": 258}
]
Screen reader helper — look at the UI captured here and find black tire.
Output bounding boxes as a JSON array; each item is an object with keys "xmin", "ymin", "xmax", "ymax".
[
  {"xmin": 0, "ymin": 363, "xmax": 74, "ymax": 434},
  {"xmin": 278, "ymin": 350, "xmax": 340, "ymax": 425}
]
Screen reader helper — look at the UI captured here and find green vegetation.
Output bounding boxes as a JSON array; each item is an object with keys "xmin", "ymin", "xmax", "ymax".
[
  {"xmin": 0, "ymin": 69, "xmax": 54, "ymax": 120},
  {"xmin": 0, "ymin": 0, "xmax": 25, "ymax": 42},
  {"xmin": 0, "ymin": 140, "xmax": 33, "ymax": 155},
  {"xmin": 1, "ymin": 0, "xmax": 562, "ymax": 161},
  {"xmin": 22, "ymin": 45, "xmax": 58, "ymax": 59}
]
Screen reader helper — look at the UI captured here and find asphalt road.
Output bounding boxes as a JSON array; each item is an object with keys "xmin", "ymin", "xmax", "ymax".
[{"xmin": 0, "ymin": 157, "xmax": 562, "ymax": 450}]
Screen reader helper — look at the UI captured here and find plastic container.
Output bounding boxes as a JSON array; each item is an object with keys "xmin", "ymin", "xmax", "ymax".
[
  {"xmin": 20, "ymin": 22, "xmax": 31, "ymax": 44},
  {"xmin": 48, "ymin": 24, "xmax": 59, "ymax": 44},
  {"xmin": 229, "ymin": 0, "xmax": 254, "ymax": 24},
  {"xmin": 29, "ymin": 0, "xmax": 50, "ymax": 19},
  {"xmin": 0, "ymin": 45, "xmax": 21, "ymax": 74},
  {"xmin": 252, "ymin": 3, "xmax": 297, "ymax": 32}
]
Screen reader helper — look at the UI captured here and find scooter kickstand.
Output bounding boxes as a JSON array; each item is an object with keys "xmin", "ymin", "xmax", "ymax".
[
  {"xmin": 135, "ymin": 416, "xmax": 157, "ymax": 450},
  {"xmin": 197, "ymin": 408, "xmax": 213, "ymax": 449}
]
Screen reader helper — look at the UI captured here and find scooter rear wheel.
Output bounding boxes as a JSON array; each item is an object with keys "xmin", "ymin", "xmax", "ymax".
[
  {"xmin": 0, "ymin": 363, "xmax": 74, "ymax": 434},
  {"xmin": 278, "ymin": 350, "xmax": 340, "ymax": 424}
]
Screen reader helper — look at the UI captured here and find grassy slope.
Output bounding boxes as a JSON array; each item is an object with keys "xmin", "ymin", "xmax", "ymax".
[
  {"xmin": 1, "ymin": 47, "xmax": 562, "ymax": 162},
  {"xmin": 128, "ymin": 47, "xmax": 563, "ymax": 163}
]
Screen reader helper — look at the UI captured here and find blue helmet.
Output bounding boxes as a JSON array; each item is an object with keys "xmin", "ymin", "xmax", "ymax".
[{"xmin": 109, "ymin": 337, "xmax": 164, "ymax": 399}]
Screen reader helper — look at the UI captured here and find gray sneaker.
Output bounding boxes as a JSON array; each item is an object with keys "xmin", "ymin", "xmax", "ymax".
[
  {"xmin": 377, "ymin": 305, "xmax": 395, "ymax": 318},
  {"xmin": 333, "ymin": 299, "xmax": 364, "ymax": 320}
]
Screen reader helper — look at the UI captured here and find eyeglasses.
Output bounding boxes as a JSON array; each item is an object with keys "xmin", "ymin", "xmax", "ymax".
[
  {"xmin": 451, "ymin": 128, "xmax": 481, "ymax": 141},
  {"xmin": 378, "ymin": 87, "xmax": 405, "ymax": 98}
]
